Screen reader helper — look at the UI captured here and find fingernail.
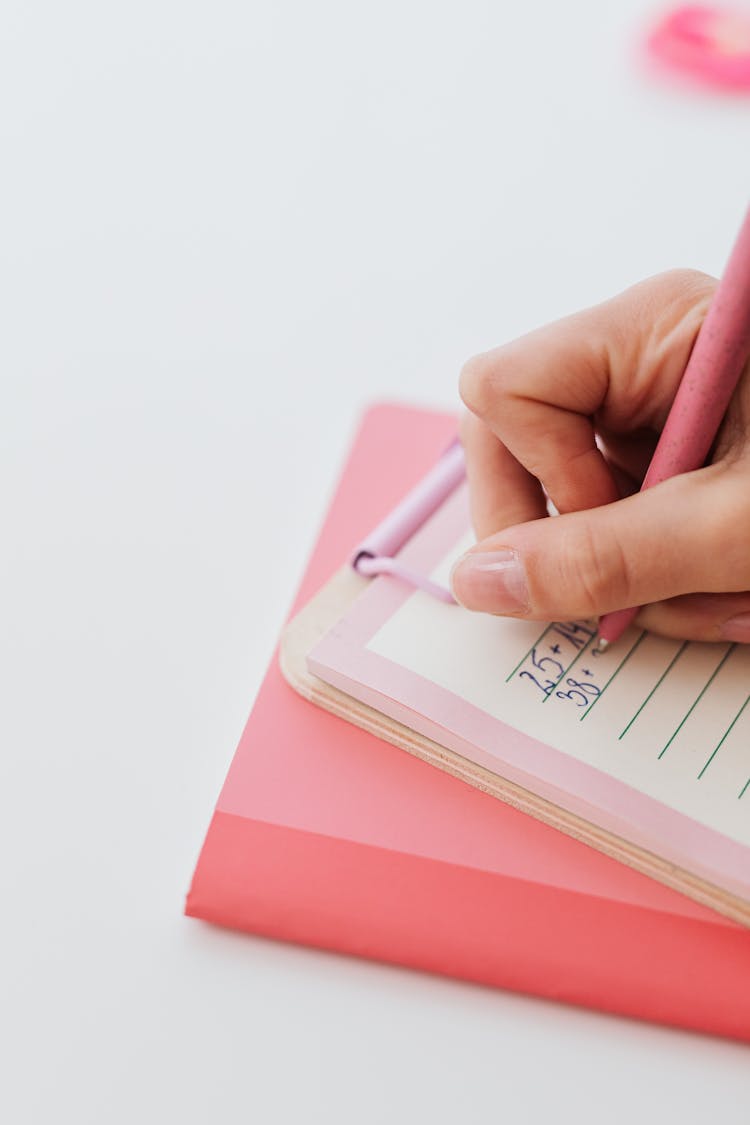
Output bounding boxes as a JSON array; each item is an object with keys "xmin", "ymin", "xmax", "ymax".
[
  {"xmin": 450, "ymin": 549, "xmax": 529, "ymax": 614},
  {"xmin": 720, "ymin": 612, "xmax": 750, "ymax": 643}
]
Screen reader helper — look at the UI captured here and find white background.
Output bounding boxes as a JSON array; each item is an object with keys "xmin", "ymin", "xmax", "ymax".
[{"xmin": 3, "ymin": 1, "xmax": 750, "ymax": 1121}]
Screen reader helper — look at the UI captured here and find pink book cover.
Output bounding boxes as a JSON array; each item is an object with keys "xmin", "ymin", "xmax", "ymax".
[{"xmin": 185, "ymin": 403, "xmax": 750, "ymax": 1041}]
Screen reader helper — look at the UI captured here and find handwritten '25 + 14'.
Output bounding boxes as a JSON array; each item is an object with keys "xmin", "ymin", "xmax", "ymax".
[{"xmin": 518, "ymin": 620, "xmax": 602, "ymax": 707}]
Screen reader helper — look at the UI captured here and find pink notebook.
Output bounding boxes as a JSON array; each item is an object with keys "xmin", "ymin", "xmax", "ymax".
[{"xmin": 186, "ymin": 403, "xmax": 750, "ymax": 1041}]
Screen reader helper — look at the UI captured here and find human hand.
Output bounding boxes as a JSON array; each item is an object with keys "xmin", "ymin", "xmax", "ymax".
[{"xmin": 451, "ymin": 270, "xmax": 750, "ymax": 643}]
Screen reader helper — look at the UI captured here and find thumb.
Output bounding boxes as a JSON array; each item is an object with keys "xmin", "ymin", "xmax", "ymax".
[{"xmin": 450, "ymin": 470, "xmax": 740, "ymax": 621}]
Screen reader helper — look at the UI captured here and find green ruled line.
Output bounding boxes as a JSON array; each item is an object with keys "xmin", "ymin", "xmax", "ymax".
[
  {"xmin": 698, "ymin": 693, "xmax": 750, "ymax": 780},
  {"xmin": 542, "ymin": 635, "xmax": 595, "ymax": 703},
  {"xmin": 619, "ymin": 641, "xmax": 689, "ymax": 741},
  {"xmin": 658, "ymin": 645, "xmax": 736, "ymax": 760},
  {"xmin": 739, "ymin": 779, "xmax": 750, "ymax": 800},
  {"xmin": 580, "ymin": 631, "xmax": 647, "ymax": 721},
  {"xmin": 505, "ymin": 623, "xmax": 554, "ymax": 682}
]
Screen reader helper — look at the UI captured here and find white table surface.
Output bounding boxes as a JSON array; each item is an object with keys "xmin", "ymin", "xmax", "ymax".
[{"xmin": 3, "ymin": 2, "xmax": 750, "ymax": 1121}]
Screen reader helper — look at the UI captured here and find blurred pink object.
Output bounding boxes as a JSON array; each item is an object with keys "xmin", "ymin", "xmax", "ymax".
[{"xmin": 647, "ymin": 5, "xmax": 750, "ymax": 90}]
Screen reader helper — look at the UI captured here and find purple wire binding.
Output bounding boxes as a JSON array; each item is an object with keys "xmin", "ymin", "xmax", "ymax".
[{"xmin": 351, "ymin": 439, "xmax": 465, "ymax": 602}]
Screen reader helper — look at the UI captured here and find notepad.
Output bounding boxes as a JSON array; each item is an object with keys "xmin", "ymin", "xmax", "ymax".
[{"xmin": 284, "ymin": 472, "xmax": 750, "ymax": 926}]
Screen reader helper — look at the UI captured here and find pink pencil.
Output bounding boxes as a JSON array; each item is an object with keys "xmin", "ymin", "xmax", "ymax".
[{"xmin": 598, "ymin": 204, "xmax": 750, "ymax": 649}]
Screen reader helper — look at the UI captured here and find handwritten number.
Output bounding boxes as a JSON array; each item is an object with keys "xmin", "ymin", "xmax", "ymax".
[
  {"xmin": 530, "ymin": 647, "xmax": 563, "ymax": 677},
  {"xmin": 567, "ymin": 677, "xmax": 600, "ymax": 697},
  {"xmin": 556, "ymin": 687, "xmax": 588, "ymax": 706},
  {"xmin": 555, "ymin": 677, "xmax": 601, "ymax": 707},
  {"xmin": 564, "ymin": 620, "xmax": 597, "ymax": 637},
  {"xmin": 519, "ymin": 670, "xmax": 554, "ymax": 697},
  {"xmin": 518, "ymin": 625, "xmax": 600, "ymax": 705},
  {"xmin": 552, "ymin": 620, "xmax": 597, "ymax": 650}
]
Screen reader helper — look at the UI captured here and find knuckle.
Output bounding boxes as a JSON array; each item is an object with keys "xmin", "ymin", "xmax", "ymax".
[
  {"xmin": 458, "ymin": 352, "xmax": 495, "ymax": 416},
  {"xmin": 557, "ymin": 521, "xmax": 631, "ymax": 616},
  {"xmin": 633, "ymin": 269, "xmax": 716, "ymax": 321},
  {"xmin": 660, "ymin": 267, "xmax": 716, "ymax": 295},
  {"xmin": 459, "ymin": 350, "xmax": 515, "ymax": 417}
]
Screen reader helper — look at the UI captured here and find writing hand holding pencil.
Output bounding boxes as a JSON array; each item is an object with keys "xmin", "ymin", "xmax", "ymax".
[{"xmin": 451, "ymin": 209, "xmax": 750, "ymax": 646}]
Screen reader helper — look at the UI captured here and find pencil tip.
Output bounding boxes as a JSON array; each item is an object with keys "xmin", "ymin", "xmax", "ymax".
[{"xmin": 596, "ymin": 637, "xmax": 609, "ymax": 653}]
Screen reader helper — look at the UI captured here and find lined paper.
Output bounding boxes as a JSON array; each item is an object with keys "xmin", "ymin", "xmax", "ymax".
[{"xmin": 367, "ymin": 530, "xmax": 750, "ymax": 848}]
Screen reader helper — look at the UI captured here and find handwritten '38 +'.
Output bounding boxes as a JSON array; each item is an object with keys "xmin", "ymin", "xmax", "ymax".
[{"xmin": 516, "ymin": 621, "xmax": 603, "ymax": 707}]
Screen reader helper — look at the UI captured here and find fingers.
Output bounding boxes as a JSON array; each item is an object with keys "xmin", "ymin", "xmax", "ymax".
[
  {"xmin": 450, "ymin": 466, "xmax": 749, "ymax": 622},
  {"xmin": 460, "ymin": 412, "xmax": 547, "ymax": 540},
  {"xmin": 460, "ymin": 318, "xmax": 620, "ymax": 516},
  {"xmin": 637, "ymin": 592, "xmax": 750, "ymax": 644},
  {"xmin": 459, "ymin": 270, "xmax": 716, "ymax": 519}
]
